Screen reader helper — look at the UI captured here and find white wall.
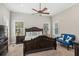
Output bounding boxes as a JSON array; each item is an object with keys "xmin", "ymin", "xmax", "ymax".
[
  {"xmin": 0, "ymin": 4, "xmax": 10, "ymax": 44},
  {"xmin": 10, "ymin": 12, "xmax": 51, "ymax": 43},
  {"xmin": 53, "ymin": 4, "xmax": 79, "ymax": 40},
  {"xmin": 0, "ymin": 4, "xmax": 10, "ymax": 26}
]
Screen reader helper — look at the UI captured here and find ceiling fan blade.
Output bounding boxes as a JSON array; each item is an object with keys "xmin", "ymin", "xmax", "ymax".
[
  {"xmin": 32, "ymin": 8, "xmax": 38, "ymax": 12},
  {"xmin": 42, "ymin": 12, "xmax": 49, "ymax": 14},
  {"xmin": 41, "ymin": 8, "xmax": 47, "ymax": 12}
]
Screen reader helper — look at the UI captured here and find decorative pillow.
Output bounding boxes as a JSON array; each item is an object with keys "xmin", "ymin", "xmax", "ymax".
[
  {"xmin": 59, "ymin": 37, "xmax": 63, "ymax": 40},
  {"xmin": 37, "ymin": 31, "xmax": 42, "ymax": 36},
  {"xmin": 26, "ymin": 32, "xmax": 31, "ymax": 37},
  {"xmin": 65, "ymin": 36, "xmax": 72, "ymax": 43},
  {"xmin": 61, "ymin": 35, "xmax": 64, "ymax": 38},
  {"xmin": 59, "ymin": 35, "xmax": 64, "ymax": 40},
  {"xmin": 25, "ymin": 36, "xmax": 31, "ymax": 41}
]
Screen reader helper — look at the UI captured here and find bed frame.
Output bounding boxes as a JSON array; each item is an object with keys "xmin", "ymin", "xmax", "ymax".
[
  {"xmin": 23, "ymin": 27, "xmax": 56, "ymax": 56},
  {"xmin": 25, "ymin": 27, "xmax": 43, "ymax": 32}
]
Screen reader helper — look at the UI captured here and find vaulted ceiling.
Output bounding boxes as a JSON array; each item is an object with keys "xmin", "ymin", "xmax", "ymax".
[{"xmin": 4, "ymin": 3, "xmax": 76, "ymax": 15}]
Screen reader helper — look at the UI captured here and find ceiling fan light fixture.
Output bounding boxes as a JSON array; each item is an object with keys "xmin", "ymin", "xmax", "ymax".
[{"xmin": 32, "ymin": 3, "xmax": 50, "ymax": 15}]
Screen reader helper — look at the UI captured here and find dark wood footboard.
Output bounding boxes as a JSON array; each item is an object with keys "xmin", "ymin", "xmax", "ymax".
[{"xmin": 23, "ymin": 35, "xmax": 56, "ymax": 56}]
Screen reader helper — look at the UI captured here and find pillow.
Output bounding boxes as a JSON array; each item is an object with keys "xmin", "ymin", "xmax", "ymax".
[
  {"xmin": 25, "ymin": 36, "xmax": 31, "ymax": 41},
  {"xmin": 61, "ymin": 35, "xmax": 64, "ymax": 38},
  {"xmin": 59, "ymin": 37, "xmax": 63, "ymax": 40},
  {"xmin": 59, "ymin": 35, "xmax": 64, "ymax": 40},
  {"xmin": 37, "ymin": 31, "xmax": 42, "ymax": 36},
  {"xmin": 31, "ymin": 32, "xmax": 42, "ymax": 39},
  {"xmin": 65, "ymin": 36, "xmax": 72, "ymax": 43},
  {"xmin": 26, "ymin": 32, "xmax": 31, "ymax": 37},
  {"xmin": 31, "ymin": 32, "xmax": 37, "ymax": 36}
]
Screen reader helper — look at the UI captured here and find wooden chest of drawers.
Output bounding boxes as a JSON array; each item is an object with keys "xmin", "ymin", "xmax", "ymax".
[
  {"xmin": 0, "ymin": 37, "xmax": 8, "ymax": 56},
  {"xmin": 16, "ymin": 36, "xmax": 25, "ymax": 44},
  {"xmin": 74, "ymin": 40, "xmax": 79, "ymax": 56}
]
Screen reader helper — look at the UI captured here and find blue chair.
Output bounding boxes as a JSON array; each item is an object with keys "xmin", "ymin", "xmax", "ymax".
[{"xmin": 56, "ymin": 34, "xmax": 76, "ymax": 50}]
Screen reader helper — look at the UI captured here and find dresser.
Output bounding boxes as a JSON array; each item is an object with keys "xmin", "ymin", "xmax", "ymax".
[
  {"xmin": 74, "ymin": 40, "xmax": 79, "ymax": 56},
  {"xmin": 0, "ymin": 37, "xmax": 8, "ymax": 56}
]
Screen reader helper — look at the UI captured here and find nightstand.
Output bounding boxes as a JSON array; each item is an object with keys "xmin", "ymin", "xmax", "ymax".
[{"xmin": 16, "ymin": 36, "xmax": 25, "ymax": 44}]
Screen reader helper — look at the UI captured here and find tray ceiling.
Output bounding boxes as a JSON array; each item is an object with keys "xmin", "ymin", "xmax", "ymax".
[{"xmin": 4, "ymin": 3, "xmax": 76, "ymax": 15}]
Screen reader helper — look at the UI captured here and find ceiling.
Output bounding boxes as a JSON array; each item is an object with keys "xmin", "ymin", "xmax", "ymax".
[{"xmin": 4, "ymin": 3, "xmax": 76, "ymax": 16}]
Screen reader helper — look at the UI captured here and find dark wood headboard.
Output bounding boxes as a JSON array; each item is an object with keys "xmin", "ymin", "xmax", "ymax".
[
  {"xmin": 25, "ymin": 27, "xmax": 43, "ymax": 32},
  {"xmin": 25, "ymin": 27, "xmax": 43, "ymax": 36}
]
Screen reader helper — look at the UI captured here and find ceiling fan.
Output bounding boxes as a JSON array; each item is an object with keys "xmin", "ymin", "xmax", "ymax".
[{"xmin": 32, "ymin": 3, "xmax": 50, "ymax": 15}]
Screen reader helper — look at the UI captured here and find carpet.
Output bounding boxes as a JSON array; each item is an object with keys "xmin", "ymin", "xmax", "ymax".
[{"xmin": 6, "ymin": 43, "xmax": 74, "ymax": 56}]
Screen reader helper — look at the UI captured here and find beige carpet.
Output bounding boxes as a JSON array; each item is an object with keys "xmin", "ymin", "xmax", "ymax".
[
  {"xmin": 6, "ymin": 43, "xmax": 74, "ymax": 56},
  {"xmin": 6, "ymin": 44, "xmax": 23, "ymax": 56}
]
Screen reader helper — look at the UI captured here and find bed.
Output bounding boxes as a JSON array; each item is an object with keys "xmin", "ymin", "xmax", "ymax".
[
  {"xmin": 23, "ymin": 27, "xmax": 56, "ymax": 56},
  {"xmin": 25, "ymin": 27, "xmax": 43, "ymax": 41}
]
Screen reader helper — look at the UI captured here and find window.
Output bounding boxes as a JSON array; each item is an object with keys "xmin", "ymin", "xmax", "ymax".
[
  {"xmin": 43, "ymin": 24, "xmax": 49, "ymax": 35},
  {"xmin": 53, "ymin": 21, "xmax": 60, "ymax": 38}
]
